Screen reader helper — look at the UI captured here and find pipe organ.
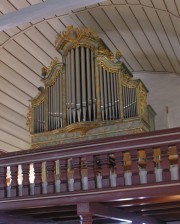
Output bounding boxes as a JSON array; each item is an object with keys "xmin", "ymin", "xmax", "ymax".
[{"xmin": 27, "ymin": 26, "xmax": 156, "ymax": 148}]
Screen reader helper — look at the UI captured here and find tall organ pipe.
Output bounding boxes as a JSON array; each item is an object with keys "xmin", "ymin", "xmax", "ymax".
[
  {"xmin": 81, "ymin": 47, "xmax": 87, "ymax": 122},
  {"xmin": 66, "ymin": 52, "xmax": 72, "ymax": 124},
  {"xmin": 113, "ymin": 75, "xmax": 117, "ymax": 119},
  {"xmin": 75, "ymin": 47, "xmax": 81, "ymax": 122},
  {"xmin": 86, "ymin": 48, "xmax": 92, "ymax": 121},
  {"xmin": 116, "ymin": 74, "xmax": 120, "ymax": 119},
  {"xmin": 110, "ymin": 73, "xmax": 115, "ymax": 120},
  {"xmin": 91, "ymin": 50, "xmax": 96, "ymax": 121},
  {"xmin": 70, "ymin": 48, "xmax": 76, "ymax": 123},
  {"xmin": 59, "ymin": 75, "xmax": 63, "ymax": 127},
  {"xmin": 103, "ymin": 68, "xmax": 108, "ymax": 120},
  {"xmin": 107, "ymin": 70, "xmax": 112, "ymax": 120}
]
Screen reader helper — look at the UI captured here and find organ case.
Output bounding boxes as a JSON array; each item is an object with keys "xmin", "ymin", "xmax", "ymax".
[{"xmin": 27, "ymin": 26, "xmax": 156, "ymax": 148}]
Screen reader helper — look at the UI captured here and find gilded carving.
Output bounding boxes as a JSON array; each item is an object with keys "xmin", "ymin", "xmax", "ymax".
[
  {"xmin": 26, "ymin": 105, "xmax": 32, "ymax": 133},
  {"xmin": 55, "ymin": 26, "xmax": 99, "ymax": 52}
]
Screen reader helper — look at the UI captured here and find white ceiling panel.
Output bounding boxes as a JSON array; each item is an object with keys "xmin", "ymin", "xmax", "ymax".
[
  {"xmin": 4, "ymin": 27, "xmax": 20, "ymax": 37},
  {"xmin": 0, "ymin": 61, "xmax": 38, "ymax": 97},
  {"xmin": 0, "ymin": 104, "xmax": 27, "ymax": 130},
  {"xmin": 0, "ymin": 0, "xmax": 16, "ymax": 14},
  {"xmin": 8, "ymin": 0, "xmax": 30, "ymax": 9},
  {"xmin": 130, "ymin": 6, "xmax": 166, "ymax": 71},
  {"xmin": 0, "ymin": 117, "xmax": 30, "ymax": 143},
  {"xmin": 0, "ymin": 49, "xmax": 42, "ymax": 87},
  {"xmin": 47, "ymin": 18, "xmax": 66, "ymax": 33},
  {"xmin": 36, "ymin": 22, "xmax": 58, "ymax": 45},
  {"xmin": 103, "ymin": 6, "xmax": 142, "ymax": 70},
  {"xmin": 151, "ymin": 0, "xmax": 167, "ymax": 10},
  {"xmin": 116, "ymin": 5, "xmax": 153, "ymax": 71},
  {"xmin": 25, "ymin": 27, "xmax": 62, "ymax": 60},
  {"xmin": 139, "ymin": 0, "xmax": 153, "ymax": 7},
  {"xmin": 0, "ymin": 91, "xmax": 28, "ymax": 116},
  {"xmin": 27, "ymin": 0, "xmax": 43, "ymax": 5},
  {"xmin": 157, "ymin": 11, "xmax": 180, "ymax": 73},
  {"xmin": 4, "ymin": 40, "xmax": 43, "ymax": 74},
  {"xmin": 111, "ymin": 0, "xmax": 126, "ymax": 4},
  {"xmin": 60, "ymin": 14, "xmax": 81, "ymax": 27},
  {"xmin": 164, "ymin": 0, "xmax": 179, "ymax": 17},
  {"xmin": 15, "ymin": 33, "xmax": 52, "ymax": 67},
  {"xmin": 126, "ymin": 0, "xmax": 140, "ymax": 4},
  {"xmin": 142, "ymin": 7, "xmax": 174, "ymax": 72},
  {"xmin": 0, "ymin": 130, "xmax": 30, "ymax": 150},
  {"xmin": 0, "ymin": 140, "xmax": 21, "ymax": 152},
  {"xmin": 99, "ymin": 0, "xmax": 112, "ymax": 6},
  {"xmin": 0, "ymin": 31, "xmax": 9, "ymax": 45},
  {"xmin": 0, "ymin": 77, "xmax": 30, "ymax": 106}
]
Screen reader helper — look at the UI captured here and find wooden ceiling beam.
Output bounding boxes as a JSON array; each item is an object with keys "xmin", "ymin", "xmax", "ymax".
[{"xmin": 0, "ymin": 0, "xmax": 106, "ymax": 31}]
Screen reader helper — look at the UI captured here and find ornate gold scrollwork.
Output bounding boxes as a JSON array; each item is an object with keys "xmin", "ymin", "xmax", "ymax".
[{"xmin": 26, "ymin": 105, "xmax": 32, "ymax": 133}]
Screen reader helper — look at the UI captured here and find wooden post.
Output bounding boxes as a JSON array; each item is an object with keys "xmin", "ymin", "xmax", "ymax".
[{"xmin": 77, "ymin": 203, "xmax": 93, "ymax": 224}]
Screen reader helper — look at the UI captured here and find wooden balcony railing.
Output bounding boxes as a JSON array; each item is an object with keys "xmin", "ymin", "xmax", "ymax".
[{"xmin": 0, "ymin": 127, "xmax": 180, "ymax": 211}]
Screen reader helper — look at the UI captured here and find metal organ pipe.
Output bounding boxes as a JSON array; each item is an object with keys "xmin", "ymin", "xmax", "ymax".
[
  {"xmin": 113, "ymin": 74, "xmax": 117, "ymax": 119},
  {"xmin": 70, "ymin": 48, "xmax": 76, "ymax": 123},
  {"xmin": 103, "ymin": 68, "xmax": 108, "ymax": 120},
  {"xmin": 66, "ymin": 52, "xmax": 72, "ymax": 124},
  {"xmin": 91, "ymin": 50, "xmax": 96, "ymax": 121},
  {"xmin": 99, "ymin": 66, "xmax": 104, "ymax": 121},
  {"xmin": 75, "ymin": 47, "xmax": 81, "ymax": 122},
  {"xmin": 59, "ymin": 75, "xmax": 63, "ymax": 128},
  {"xmin": 106, "ymin": 70, "xmax": 112, "ymax": 120},
  {"xmin": 110, "ymin": 73, "xmax": 115, "ymax": 120},
  {"xmin": 86, "ymin": 47, "xmax": 92, "ymax": 121},
  {"xmin": 81, "ymin": 47, "xmax": 87, "ymax": 122}
]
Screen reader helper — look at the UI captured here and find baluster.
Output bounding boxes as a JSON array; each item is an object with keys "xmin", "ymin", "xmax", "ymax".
[
  {"xmin": 109, "ymin": 154, "xmax": 117, "ymax": 187},
  {"xmin": 17, "ymin": 165, "xmax": 23, "ymax": 196},
  {"xmin": 21, "ymin": 164, "xmax": 30, "ymax": 196},
  {"xmin": 10, "ymin": 165, "xmax": 18, "ymax": 197},
  {"xmin": 41, "ymin": 161, "xmax": 47, "ymax": 194},
  {"xmin": 81, "ymin": 157, "xmax": 88, "ymax": 190},
  {"xmin": 54, "ymin": 160, "xmax": 61, "ymax": 193},
  {"xmin": 6, "ymin": 166, "xmax": 11, "ymax": 198},
  {"xmin": 29, "ymin": 163, "xmax": 35, "ymax": 195},
  {"xmin": 86, "ymin": 155, "xmax": 95, "ymax": 190},
  {"xmin": 0, "ymin": 166, "xmax": 6, "ymax": 198},
  {"xmin": 95, "ymin": 156, "xmax": 102, "ymax": 189},
  {"xmin": 34, "ymin": 162, "xmax": 42, "ymax": 195},
  {"xmin": 138, "ymin": 150, "xmax": 147, "ymax": 184},
  {"xmin": 73, "ymin": 157, "xmax": 81, "ymax": 191},
  {"xmin": 153, "ymin": 148, "xmax": 163, "ymax": 182},
  {"xmin": 67, "ymin": 158, "xmax": 74, "ymax": 191},
  {"xmin": 123, "ymin": 152, "xmax": 132, "ymax": 186},
  {"xmin": 168, "ymin": 146, "xmax": 179, "ymax": 180},
  {"xmin": 45, "ymin": 160, "xmax": 54, "ymax": 193}
]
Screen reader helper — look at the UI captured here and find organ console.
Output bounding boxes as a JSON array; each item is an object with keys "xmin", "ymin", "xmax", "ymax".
[{"xmin": 27, "ymin": 26, "xmax": 156, "ymax": 148}]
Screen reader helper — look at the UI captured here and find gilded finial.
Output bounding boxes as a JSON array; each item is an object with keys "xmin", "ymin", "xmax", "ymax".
[{"xmin": 115, "ymin": 50, "xmax": 122, "ymax": 61}]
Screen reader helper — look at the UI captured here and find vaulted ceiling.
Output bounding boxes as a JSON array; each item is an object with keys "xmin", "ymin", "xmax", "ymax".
[{"xmin": 0, "ymin": 0, "xmax": 180, "ymax": 152}]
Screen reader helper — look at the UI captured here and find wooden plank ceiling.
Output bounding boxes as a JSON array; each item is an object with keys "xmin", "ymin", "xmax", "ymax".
[{"xmin": 0, "ymin": 0, "xmax": 180, "ymax": 152}]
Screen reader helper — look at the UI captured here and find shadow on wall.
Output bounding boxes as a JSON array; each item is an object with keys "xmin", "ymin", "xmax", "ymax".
[{"xmin": 133, "ymin": 72, "xmax": 180, "ymax": 130}]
